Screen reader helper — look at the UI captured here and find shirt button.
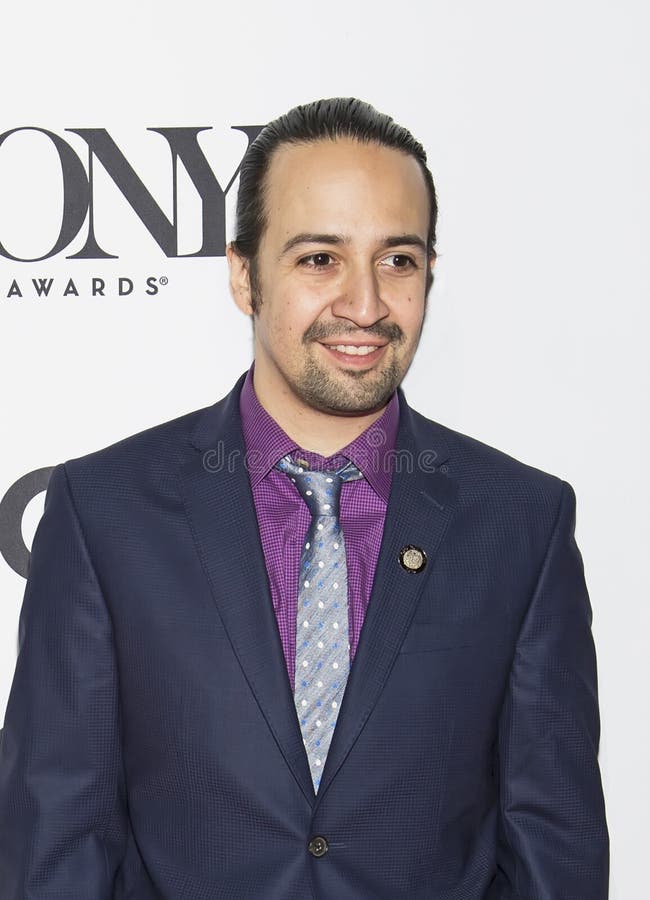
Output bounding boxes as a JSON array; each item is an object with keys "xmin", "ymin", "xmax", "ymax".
[{"xmin": 308, "ymin": 835, "xmax": 329, "ymax": 857}]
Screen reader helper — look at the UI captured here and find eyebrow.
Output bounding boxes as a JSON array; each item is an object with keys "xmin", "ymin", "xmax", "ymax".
[{"xmin": 278, "ymin": 232, "xmax": 428, "ymax": 258}]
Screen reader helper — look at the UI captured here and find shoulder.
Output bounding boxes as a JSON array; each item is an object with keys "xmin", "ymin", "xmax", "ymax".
[
  {"xmin": 404, "ymin": 403, "xmax": 569, "ymax": 522},
  {"xmin": 59, "ymin": 373, "xmax": 245, "ymax": 489},
  {"xmin": 60, "ymin": 403, "xmax": 207, "ymax": 481},
  {"xmin": 52, "ymin": 373, "xmax": 243, "ymax": 524}
]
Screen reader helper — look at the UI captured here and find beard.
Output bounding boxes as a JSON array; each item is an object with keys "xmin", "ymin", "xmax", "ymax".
[
  {"xmin": 296, "ymin": 353, "xmax": 404, "ymax": 415},
  {"xmin": 290, "ymin": 319, "xmax": 419, "ymax": 415}
]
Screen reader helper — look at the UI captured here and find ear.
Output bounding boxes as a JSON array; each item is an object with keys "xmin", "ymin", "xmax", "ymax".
[{"xmin": 227, "ymin": 243, "xmax": 254, "ymax": 316}]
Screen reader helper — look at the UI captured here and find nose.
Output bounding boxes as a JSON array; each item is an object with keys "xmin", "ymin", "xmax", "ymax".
[{"xmin": 329, "ymin": 261, "xmax": 390, "ymax": 327}]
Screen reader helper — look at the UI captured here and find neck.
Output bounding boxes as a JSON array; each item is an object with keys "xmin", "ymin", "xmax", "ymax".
[{"xmin": 252, "ymin": 365, "xmax": 389, "ymax": 457}]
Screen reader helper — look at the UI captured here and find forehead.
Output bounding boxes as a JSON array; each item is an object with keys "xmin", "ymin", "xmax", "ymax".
[{"xmin": 261, "ymin": 137, "xmax": 430, "ymax": 244}]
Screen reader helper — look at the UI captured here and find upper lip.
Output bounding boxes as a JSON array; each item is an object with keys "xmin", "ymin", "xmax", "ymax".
[{"xmin": 319, "ymin": 340, "xmax": 387, "ymax": 348}]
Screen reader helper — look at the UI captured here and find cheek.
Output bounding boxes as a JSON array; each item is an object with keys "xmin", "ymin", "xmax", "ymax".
[
  {"xmin": 402, "ymin": 297, "xmax": 425, "ymax": 328},
  {"xmin": 285, "ymin": 279, "xmax": 337, "ymax": 316},
  {"xmin": 262, "ymin": 307, "xmax": 303, "ymax": 352},
  {"xmin": 277, "ymin": 292, "xmax": 326, "ymax": 336}
]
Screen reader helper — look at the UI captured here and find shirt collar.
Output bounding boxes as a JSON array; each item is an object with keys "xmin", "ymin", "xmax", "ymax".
[{"xmin": 239, "ymin": 362, "xmax": 399, "ymax": 502}]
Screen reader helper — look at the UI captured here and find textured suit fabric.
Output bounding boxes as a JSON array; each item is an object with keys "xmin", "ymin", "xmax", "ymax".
[{"xmin": 0, "ymin": 371, "xmax": 609, "ymax": 899}]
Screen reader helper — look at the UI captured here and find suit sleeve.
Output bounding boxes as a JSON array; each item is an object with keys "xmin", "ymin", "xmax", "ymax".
[
  {"xmin": 0, "ymin": 463, "xmax": 129, "ymax": 898},
  {"xmin": 496, "ymin": 480, "xmax": 609, "ymax": 898}
]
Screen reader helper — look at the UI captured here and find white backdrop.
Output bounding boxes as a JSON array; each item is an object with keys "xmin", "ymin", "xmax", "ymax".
[{"xmin": 1, "ymin": 1, "xmax": 648, "ymax": 895}]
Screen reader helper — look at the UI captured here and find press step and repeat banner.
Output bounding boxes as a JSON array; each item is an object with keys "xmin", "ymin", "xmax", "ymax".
[{"xmin": 1, "ymin": 2, "xmax": 648, "ymax": 895}]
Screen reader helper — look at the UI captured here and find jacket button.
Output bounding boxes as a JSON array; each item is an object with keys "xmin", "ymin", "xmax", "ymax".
[{"xmin": 308, "ymin": 836, "xmax": 329, "ymax": 857}]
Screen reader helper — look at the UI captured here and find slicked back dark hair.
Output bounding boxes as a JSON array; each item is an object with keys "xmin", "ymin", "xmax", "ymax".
[{"xmin": 231, "ymin": 97, "xmax": 437, "ymax": 309}]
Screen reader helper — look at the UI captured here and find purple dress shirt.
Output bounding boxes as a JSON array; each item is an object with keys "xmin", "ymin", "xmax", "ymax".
[{"xmin": 239, "ymin": 363, "xmax": 399, "ymax": 691}]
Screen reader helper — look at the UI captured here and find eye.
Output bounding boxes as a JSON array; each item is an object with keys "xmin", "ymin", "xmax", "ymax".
[
  {"xmin": 298, "ymin": 252, "xmax": 335, "ymax": 268},
  {"xmin": 381, "ymin": 253, "xmax": 417, "ymax": 270}
]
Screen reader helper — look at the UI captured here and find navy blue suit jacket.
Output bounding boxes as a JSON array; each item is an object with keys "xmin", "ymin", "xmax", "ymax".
[{"xmin": 0, "ymin": 373, "xmax": 609, "ymax": 898}]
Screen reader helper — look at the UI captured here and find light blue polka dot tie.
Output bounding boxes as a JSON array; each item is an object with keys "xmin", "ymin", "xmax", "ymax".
[{"xmin": 276, "ymin": 454, "xmax": 364, "ymax": 793}]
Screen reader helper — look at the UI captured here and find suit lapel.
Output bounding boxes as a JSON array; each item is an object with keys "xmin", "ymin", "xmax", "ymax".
[
  {"xmin": 177, "ymin": 374, "xmax": 459, "ymax": 807},
  {"xmin": 314, "ymin": 398, "xmax": 458, "ymax": 804},
  {"xmin": 177, "ymin": 374, "xmax": 315, "ymax": 804}
]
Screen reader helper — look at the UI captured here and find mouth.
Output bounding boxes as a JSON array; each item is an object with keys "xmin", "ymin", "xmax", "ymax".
[{"xmin": 318, "ymin": 341, "xmax": 388, "ymax": 367}]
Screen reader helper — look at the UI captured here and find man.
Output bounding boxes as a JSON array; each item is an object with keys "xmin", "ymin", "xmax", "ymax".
[{"xmin": 0, "ymin": 98, "xmax": 608, "ymax": 898}]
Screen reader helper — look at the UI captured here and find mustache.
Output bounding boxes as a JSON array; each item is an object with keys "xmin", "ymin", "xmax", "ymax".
[{"xmin": 303, "ymin": 321, "xmax": 405, "ymax": 344}]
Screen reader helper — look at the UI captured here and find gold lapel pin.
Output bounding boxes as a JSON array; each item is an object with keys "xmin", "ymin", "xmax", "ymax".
[{"xmin": 398, "ymin": 545, "xmax": 427, "ymax": 573}]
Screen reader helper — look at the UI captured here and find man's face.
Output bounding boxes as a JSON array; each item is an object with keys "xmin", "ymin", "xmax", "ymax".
[{"xmin": 230, "ymin": 137, "xmax": 434, "ymax": 417}]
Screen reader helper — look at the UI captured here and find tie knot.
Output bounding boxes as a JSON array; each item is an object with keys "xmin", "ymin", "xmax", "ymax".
[{"xmin": 275, "ymin": 455, "xmax": 363, "ymax": 518}]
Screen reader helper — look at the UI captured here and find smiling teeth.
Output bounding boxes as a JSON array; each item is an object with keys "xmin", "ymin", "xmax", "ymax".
[{"xmin": 331, "ymin": 345, "xmax": 379, "ymax": 356}]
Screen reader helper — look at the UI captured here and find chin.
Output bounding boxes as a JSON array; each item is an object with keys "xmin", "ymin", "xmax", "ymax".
[
  {"xmin": 299, "ymin": 378, "xmax": 398, "ymax": 416},
  {"xmin": 292, "ymin": 353, "xmax": 405, "ymax": 413}
]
